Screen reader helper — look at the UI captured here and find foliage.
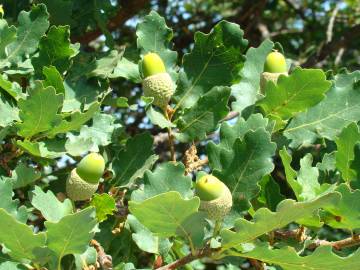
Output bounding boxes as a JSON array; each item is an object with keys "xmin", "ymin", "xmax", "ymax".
[{"xmin": 0, "ymin": 2, "xmax": 360, "ymax": 270}]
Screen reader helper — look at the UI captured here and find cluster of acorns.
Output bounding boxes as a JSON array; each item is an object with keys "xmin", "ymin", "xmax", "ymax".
[{"xmin": 65, "ymin": 50, "xmax": 286, "ymax": 220}]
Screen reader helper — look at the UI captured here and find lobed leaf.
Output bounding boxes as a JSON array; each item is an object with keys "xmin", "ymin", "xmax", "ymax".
[{"xmin": 173, "ymin": 20, "xmax": 248, "ymax": 109}]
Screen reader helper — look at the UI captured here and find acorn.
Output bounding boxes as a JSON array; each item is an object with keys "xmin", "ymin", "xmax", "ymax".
[
  {"xmin": 260, "ymin": 51, "xmax": 288, "ymax": 93},
  {"xmin": 195, "ymin": 174, "xmax": 232, "ymax": 220},
  {"xmin": 66, "ymin": 153, "xmax": 105, "ymax": 201},
  {"xmin": 141, "ymin": 52, "xmax": 174, "ymax": 110}
]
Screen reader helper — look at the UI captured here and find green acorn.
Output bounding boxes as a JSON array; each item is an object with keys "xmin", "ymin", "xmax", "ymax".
[
  {"xmin": 66, "ymin": 153, "xmax": 105, "ymax": 201},
  {"xmin": 260, "ymin": 51, "xmax": 288, "ymax": 93},
  {"xmin": 141, "ymin": 52, "xmax": 174, "ymax": 110},
  {"xmin": 195, "ymin": 174, "xmax": 232, "ymax": 220}
]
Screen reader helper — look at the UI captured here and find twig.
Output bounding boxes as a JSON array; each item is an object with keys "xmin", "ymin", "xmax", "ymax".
[
  {"xmin": 165, "ymin": 107, "xmax": 176, "ymax": 162},
  {"xmin": 156, "ymin": 247, "xmax": 219, "ymax": 270},
  {"xmin": 334, "ymin": 47, "xmax": 345, "ymax": 65},
  {"xmin": 326, "ymin": 4, "xmax": 339, "ymax": 43},
  {"xmin": 220, "ymin": 111, "xmax": 239, "ymax": 122},
  {"xmin": 274, "ymin": 227, "xmax": 307, "ymax": 242},
  {"xmin": 90, "ymin": 239, "xmax": 113, "ymax": 270},
  {"xmin": 249, "ymin": 259, "xmax": 265, "ymax": 270},
  {"xmin": 307, "ymin": 234, "xmax": 360, "ymax": 250}
]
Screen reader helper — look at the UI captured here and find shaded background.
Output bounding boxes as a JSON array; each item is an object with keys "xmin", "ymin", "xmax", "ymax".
[{"xmin": 2, "ymin": 0, "xmax": 359, "ymax": 70}]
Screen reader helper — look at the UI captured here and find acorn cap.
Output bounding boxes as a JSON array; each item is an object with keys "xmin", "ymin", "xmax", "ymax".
[
  {"xmin": 199, "ymin": 183, "xmax": 232, "ymax": 220},
  {"xmin": 142, "ymin": 52, "xmax": 166, "ymax": 78},
  {"xmin": 66, "ymin": 168, "xmax": 99, "ymax": 201},
  {"xmin": 260, "ymin": 71, "xmax": 288, "ymax": 93},
  {"xmin": 142, "ymin": 72, "xmax": 174, "ymax": 109}
]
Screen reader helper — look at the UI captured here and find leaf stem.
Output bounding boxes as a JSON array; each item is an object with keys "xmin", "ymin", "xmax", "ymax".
[
  {"xmin": 156, "ymin": 247, "xmax": 220, "ymax": 270},
  {"xmin": 307, "ymin": 234, "xmax": 360, "ymax": 250}
]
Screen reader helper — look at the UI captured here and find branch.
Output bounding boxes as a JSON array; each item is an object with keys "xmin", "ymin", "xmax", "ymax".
[
  {"xmin": 90, "ymin": 239, "xmax": 112, "ymax": 270},
  {"xmin": 156, "ymin": 248, "xmax": 219, "ymax": 270},
  {"xmin": 220, "ymin": 111, "xmax": 239, "ymax": 122},
  {"xmin": 72, "ymin": 0, "xmax": 149, "ymax": 44},
  {"xmin": 307, "ymin": 234, "xmax": 360, "ymax": 250},
  {"xmin": 302, "ymin": 24, "xmax": 360, "ymax": 67},
  {"xmin": 326, "ymin": 4, "xmax": 339, "ymax": 43}
]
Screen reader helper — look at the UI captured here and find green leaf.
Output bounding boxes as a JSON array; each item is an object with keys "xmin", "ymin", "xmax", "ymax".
[
  {"xmin": 296, "ymin": 154, "xmax": 321, "ymax": 201},
  {"xmin": 131, "ymin": 162, "xmax": 193, "ymax": 202},
  {"xmin": 0, "ymin": 261, "xmax": 26, "ymax": 270},
  {"xmin": 1, "ymin": 4, "xmax": 49, "ymax": 66},
  {"xmin": 127, "ymin": 214, "xmax": 172, "ymax": 255},
  {"xmin": 42, "ymin": 66, "xmax": 66, "ymax": 95},
  {"xmin": 176, "ymin": 86, "xmax": 231, "ymax": 142},
  {"xmin": 4, "ymin": 163, "xmax": 41, "ymax": 189},
  {"xmin": 323, "ymin": 183, "xmax": 360, "ymax": 230},
  {"xmin": 46, "ymin": 102, "xmax": 100, "ymax": 137},
  {"xmin": 90, "ymin": 193, "xmax": 116, "ymax": 222},
  {"xmin": 0, "ymin": 19, "xmax": 16, "ymax": 60},
  {"xmin": 74, "ymin": 246, "xmax": 97, "ymax": 270},
  {"xmin": 62, "ymin": 53, "xmax": 107, "ymax": 112},
  {"xmin": 317, "ymin": 152, "xmax": 336, "ymax": 173},
  {"xmin": 64, "ymin": 134, "xmax": 95, "ymax": 157},
  {"xmin": 208, "ymin": 128, "xmax": 276, "ymax": 210},
  {"xmin": 87, "ymin": 50, "xmax": 123, "ymax": 79},
  {"xmin": 279, "ymin": 147, "xmax": 302, "ymax": 197},
  {"xmin": 213, "ymin": 114, "xmax": 269, "ymax": 152},
  {"xmin": 0, "ymin": 180, "xmax": 28, "ymax": 223},
  {"xmin": 258, "ymin": 175, "xmax": 285, "ymax": 211},
  {"xmin": 136, "ymin": 11, "xmax": 177, "ymax": 79},
  {"xmin": 175, "ymin": 212, "xmax": 207, "ymax": 248},
  {"xmin": 0, "ymin": 74, "xmax": 23, "ymax": 100},
  {"xmin": 38, "ymin": 0, "xmax": 73, "ymax": 26},
  {"xmin": 17, "ymin": 82, "xmax": 63, "ymax": 138},
  {"xmin": 45, "ymin": 207, "xmax": 97, "ymax": 264},
  {"xmin": 221, "ymin": 192, "xmax": 340, "ymax": 248},
  {"xmin": 0, "ymin": 208, "xmax": 46, "ymax": 261},
  {"xmin": 258, "ymin": 68, "xmax": 331, "ymax": 128},
  {"xmin": 173, "ymin": 20, "xmax": 248, "ymax": 109},
  {"xmin": 111, "ymin": 133, "xmax": 158, "ymax": 187},
  {"xmin": 17, "ymin": 138, "xmax": 66, "ymax": 158},
  {"xmin": 231, "ymin": 39, "xmax": 273, "ymax": 113},
  {"xmin": 335, "ymin": 123, "xmax": 360, "ymax": 183},
  {"xmin": 280, "ymin": 148, "xmax": 333, "ymax": 202},
  {"xmin": 65, "ymin": 112, "xmax": 118, "ymax": 155},
  {"xmin": 284, "ymin": 71, "xmax": 360, "ymax": 148},
  {"xmin": 226, "ymin": 243, "xmax": 360, "ymax": 270},
  {"xmin": 31, "ymin": 186, "xmax": 73, "ymax": 223},
  {"xmin": 146, "ymin": 106, "xmax": 175, "ymax": 129},
  {"xmin": 110, "ymin": 56, "xmax": 141, "ymax": 83},
  {"xmin": 129, "ymin": 191, "xmax": 200, "ymax": 238},
  {"xmin": 32, "ymin": 25, "xmax": 78, "ymax": 75},
  {"xmin": 0, "ymin": 94, "xmax": 19, "ymax": 127}
]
